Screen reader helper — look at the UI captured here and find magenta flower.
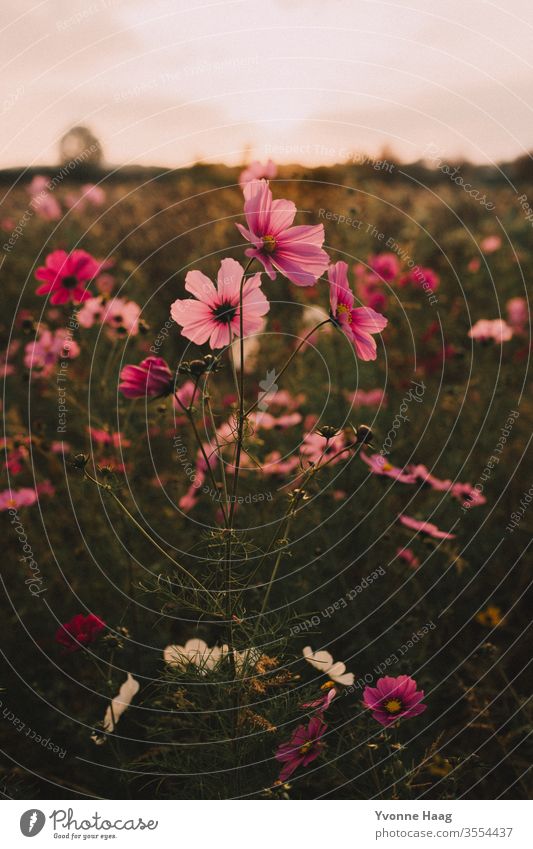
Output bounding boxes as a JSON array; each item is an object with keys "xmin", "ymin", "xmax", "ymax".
[
  {"xmin": 119, "ymin": 356, "xmax": 173, "ymax": 399},
  {"xmin": 35, "ymin": 249, "xmax": 100, "ymax": 305},
  {"xmin": 369, "ymin": 253, "xmax": 400, "ymax": 282},
  {"xmin": 0, "ymin": 487, "xmax": 38, "ymax": 511},
  {"xmin": 396, "ymin": 547, "xmax": 420, "ymax": 569},
  {"xmin": 450, "ymin": 482, "xmax": 486, "ymax": 508},
  {"xmin": 361, "ymin": 452, "xmax": 417, "ymax": 484},
  {"xmin": 275, "ymin": 715, "xmax": 327, "ymax": 782},
  {"xmin": 55, "ymin": 613, "xmax": 106, "ymax": 652},
  {"xmin": 363, "ymin": 675, "xmax": 427, "ymax": 726},
  {"xmin": 400, "ymin": 266, "xmax": 439, "ymax": 292},
  {"xmin": 236, "ymin": 180, "xmax": 329, "ymax": 287},
  {"xmin": 328, "ymin": 262, "xmax": 388, "ymax": 360},
  {"xmin": 171, "ymin": 258, "xmax": 269, "ymax": 349},
  {"xmin": 399, "ymin": 514, "xmax": 456, "ymax": 539}
]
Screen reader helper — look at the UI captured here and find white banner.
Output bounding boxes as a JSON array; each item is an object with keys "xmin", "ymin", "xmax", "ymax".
[{"xmin": 2, "ymin": 800, "xmax": 530, "ymax": 848}]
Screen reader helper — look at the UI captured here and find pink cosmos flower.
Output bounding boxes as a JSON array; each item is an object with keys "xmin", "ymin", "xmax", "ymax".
[
  {"xmin": 480, "ymin": 235, "xmax": 501, "ymax": 254},
  {"xmin": 55, "ymin": 613, "xmax": 106, "ymax": 652},
  {"xmin": 88, "ymin": 428, "xmax": 131, "ymax": 449},
  {"xmin": 171, "ymin": 258, "xmax": 269, "ymax": 349},
  {"xmin": 239, "ymin": 159, "xmax": 277, "ymax": 189},
  {"xmin": 345, "ymin": 388, "xmax": 386, "ymax": 408},
  {"xmin": 0, "ymin": 487, "xmax": 38, "ymax": 510},
  {"xmin": 506, "ymin": 297, "xmax": 528, "ymax": 330},
  {"xmin": 363, "ymin": 675, "xmax": 427, "ymax": 726},
  {"xmin": 369, "ymin": 253, "xmax": 400, "ymax": 282},
  {"xmin": 35, "ymin": 250, "xmax": 101, "ymax": 305},
  {"xmin": 450, "ymin": 482, "xmax": 486, "ymax": 508},
  {"xmin": 400, "ymin": 267, "xmax": 439, "ymax": 292},
  {"xmin": 407, "ymin": 463, "xmax": 452, "ymax": 492},
  {"xmin": 24, "ymin": 329, "xmax": 80, "ymax": 376},
  {"xmin": 119, "ymin": 357, "xmax": 173, "ymax": 399},
  {"xmin": 469, "ymin": 319, "xmax": 513, "ymax": 343},
  {"xmin": 28, "ymin": 176, "xmax": 61, "ymax": 221},
  {"xmin": 361, "ymin": 452, "xmax": 417, "ymax": 483},
  {"xmin": 328, "ymin": 262, "xmax": 388, "ymax": 360},
  {"xmin": 250, "ymin": 411, "xmax": 302, "ymax": 430},
  {"xmin": 396, "ymin": 547, "xmax": 420, "ymax": 569},
  {"xmin": 275, "ymin": 715, "xmax": 327, "ymax": 782},
  {"xmin": 301, "ymin": 687, "xmax": 337, "ymax": 712},
  {"xmin": 300, "ymin": 430, "xmax": 348, "ymax": 466},
  {"xmin": 399, "ymin": 514, "xmax": 456, "ymax": 539},
  {"xmin": 236, "ymin": 180, "xmax": 329, "ymax": 287}
]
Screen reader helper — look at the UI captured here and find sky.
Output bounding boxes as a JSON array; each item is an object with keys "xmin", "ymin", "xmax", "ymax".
[{"xmin": 2, "ymin": 0, "xmax": 533, "ymax": 168}]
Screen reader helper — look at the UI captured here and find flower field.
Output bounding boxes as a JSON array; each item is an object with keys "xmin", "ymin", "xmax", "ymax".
[{"xmin": 0, "ymin": 160, "xmax": 531, "ymax": 800}]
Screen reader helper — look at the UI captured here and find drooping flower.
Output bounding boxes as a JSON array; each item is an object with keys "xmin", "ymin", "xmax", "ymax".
[
  {"xmin": 119, "ymin": 357, "xmax": 173, "ymax": 399},
  {"xmin": 396, "ymin": 547, "xmax": 420, "ymax": 569},
  {"xmin": 55, "ymin": 613, "xmax": 106, "ymax": 652},
  {"xmin": 101, "ymin": 673, "xmax": 140, "ymax": 734},
  {"xmin": 35, "ymin": 249, "xmax": 100, "ymax": 305},
  {"xmin": 361, "ymin": 452, "xmax": 417, "ymax": 484},
  {"xmin": 328, "ymin": 262, "xmax": 388, "ymax": 360},
  {"xmin": 363, "ymin": 675, "xmax": 427, "ymax": 726},
  {"xmin": 275, "ymin": 715, "xmax": 327, "ymax": 782},
  {"xmin": 303, "ymin": 646, "xmax": 354, "ymax": 686},
  {"xmin": 236, "ymin": 180, "xmax": 329, "ymax": 287},
  {"xmin": 399, "ymin": 514, "xmax": 455, "ymax": 539},
  {"xmin": 468, "ymin": 319, "xmax": 513, "ymax": 343},
  {"xmin": 239, "ymin": 159, "xmax": 277, "ymax": 189},
  {"xmin": 170, "ymin": 258, "xmax": 269, "ymax": 349}
]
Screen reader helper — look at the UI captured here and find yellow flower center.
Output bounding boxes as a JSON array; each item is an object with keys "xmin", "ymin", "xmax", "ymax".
[
  {"xmin": 320, "ymin": 680, "xmax": 336, "ymax": 691},
  {"xmin": 382, "ymin": 462, "xmax": 393, "ymax": 471},
  {"xmin": 299, "ymin": 741, "xmax": 313, "ymax": 754},
  {"xmin": 384, "ymin": 698, "xmax": 402, "ymax": 714},
  {"xmin": 336, "ymin": 304, "xmax": 351, "ymax": 318},
  {"xmin": 262, "ymin": 234, "xmax": 277, "ymax": 254}
]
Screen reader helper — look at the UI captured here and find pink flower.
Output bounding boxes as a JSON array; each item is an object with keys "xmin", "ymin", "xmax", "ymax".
[
  {"xmin": 345, "ymin": 388, "xmax": 386, "ymax": 408},
  {"xmin": 239, "ymin": 159, "xmax": 277, "ymax": 189},
  {"xmin": 0, "ymin": 487, "xmax": 38, "ymax": 510},
  {"xmin": 28, "ymin": 176, "xmax": 61, "ymax": 221},
  {"xmin": 119, "ymin": 357, "xmax": 173, "ymax": 399},
  {"xmin": 400, "ymin": 266, "xmax": 439, "ymax": 292},
  {"xmin": 407, "ymin": 463, "xmax": 452, "ymax": 492},
  {"xmin": 328, "ymin": 262, "xmax": 388, "ymax": 360},
  {"xmin": 103, "ymin": 297, "xmax": 141, "ymax": 336},
  {"xmin": 363, "ymin": 675, "xmax": 427, "ymax": 726},
  {"xmin": 468, "ymin": 257, "xmax": 481, "ymax": 273},
  {"xmin": 55, "ymin": 613, "xmax": 106, "ymax": 652},
  {"xmin": 396, "ymin": 547, "xmax": 420, "ymax": 569},
  {"xmin": 301, "ymin": 430, "xmax": 348, "ymax": 466},
  {"xmin": 275, "ymin": 715, "xmax": 327, "ymax": 782},
  {"xmin": 77, "ymin": 297, "xmax": 105, "ymax": 328},
  {"xmin": 450, "ymin": 482, "xmax": 486, "ymax": 508},
  {"xmin": 369, "ymin": 253, "xmax": 400, "ymax": 282},
  {"xmin": 35, "ymin": 250, "xmax": 100, "ymax": 305},
  {"xmin": 399, "ymin": 514, "xmax": 455, "ymax": 539},
  {"xmin": 506, "ymin": 297, "xmax": 528, "ymax": 330},
  {"xmin": 24, "ymin": 329, "xmax": 80, "ymax": 376},
  {"xmin": 361, "ymin": 452, "xmax": 417, "ymax": 483},
  {"xmin": 171, "ymin": 258, "xmax": 269, "ymax": 349},
  {"xmin": 480, "ymin": 235, "xmax": 501, "ymax": 254},
  {"xmin": 301, "ymin": 687, "xmax": 337, "ymax": 712},
  {"xmin": 468, "ymin": 319, "xmax": 513, "ymax": 343},
  {"xmin": 236, "ymin": 180, "xmax": 329, "ymax": 287}
]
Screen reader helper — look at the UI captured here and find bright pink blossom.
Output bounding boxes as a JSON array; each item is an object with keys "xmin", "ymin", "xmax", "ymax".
[
  {"xmin": 236, "ymin": 180, "xmax": 329, "ymax": 287},
  {"xmin": 35, "ymin": 250, "xmax": 101, "ymax": 305},
  {"xmin": 363, "ymin": 675, "xmax": 427, "ymax": 726},
  {"xmin": 171, "ymin": 258, "xmax": 269, "ymax": 349},
  {"xmin": 119, "ymin": 357, "xmax": 173, "ymax": 399},
  {"xmin": 275, "ymin": 715, "xmax": 327, "ymax": 782},
  {"xmin": 55, "ymin": 613, "xmax": 106, "ymax": 652},
  {"xmin": 328, "ymin": 262, "xmax": 388, "ymax": 360},
  {"xmin": 0, "ymin": 487, "xmax": 38, "ymax": 510},
  {"xmin": 469, "ymin": 319, "xmax": 513, "ymax": 343},
  {"xmin": 239, "ymin": 159, "xmax": 277, "ymax": 189},
  {"xmin": 361, "ymin": 452, "xmax": 417, "ymax": 483},
  {"xmin": 399, "ymin": 514, "xmax": 455, "ymax": 539},
  {"xmin": 369, "ymin": 253, "xmax": 400, "ymax": 282}
]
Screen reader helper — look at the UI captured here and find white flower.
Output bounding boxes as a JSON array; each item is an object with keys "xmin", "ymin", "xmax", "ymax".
[
  {"xmin": 92, "ymin": 673, "xmax": 140, "ymax": 743},
  {"xmin": 303, "ymin": 645, "xmax": 354, "ymax": 686}
]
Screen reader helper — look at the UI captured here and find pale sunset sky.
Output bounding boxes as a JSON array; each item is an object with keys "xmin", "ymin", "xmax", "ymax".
[{"xmin": 2, "ymin": 0, "xmax": 533, "ymax": 168}]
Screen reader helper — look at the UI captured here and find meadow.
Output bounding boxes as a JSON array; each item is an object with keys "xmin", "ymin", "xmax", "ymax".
[{"xmin": 0, "ymin": 157, "xmax": 531, "ymax": 799}]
